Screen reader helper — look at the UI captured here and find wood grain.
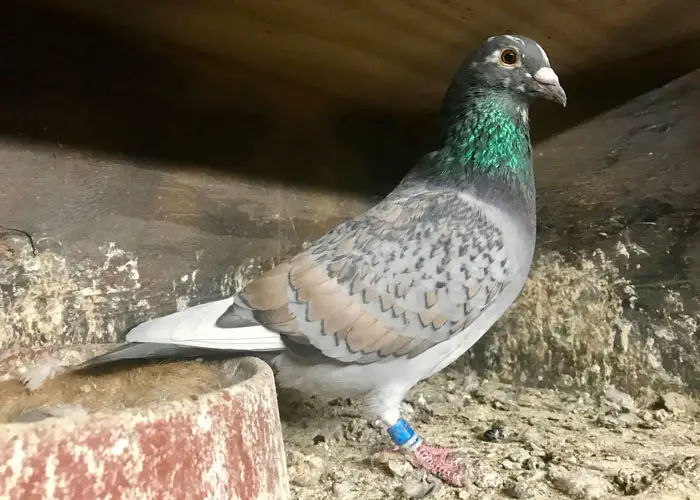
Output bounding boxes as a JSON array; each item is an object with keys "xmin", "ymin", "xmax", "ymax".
[{"xmin": 40, "ymin": 0, "xmax": 700, "ymax": 109}]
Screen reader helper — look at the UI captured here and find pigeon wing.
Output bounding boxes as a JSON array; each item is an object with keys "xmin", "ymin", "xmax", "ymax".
[{"xmin": 218, "ymin": 188, "xmax": 512, "ymax": 365}]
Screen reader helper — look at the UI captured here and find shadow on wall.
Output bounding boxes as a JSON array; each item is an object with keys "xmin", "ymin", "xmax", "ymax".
[{"xmin": 0, "ymin": 2, "xmax": 698, "ymax": 198}]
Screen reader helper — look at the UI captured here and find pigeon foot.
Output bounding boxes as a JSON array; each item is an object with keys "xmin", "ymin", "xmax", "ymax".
[
  {"xmin": 408, "ymin": 442, "xmax": 464, "ymax": 487},
  {"xmin": 385, "ymin": 418, "xmax": 465, "ymax": 486}
]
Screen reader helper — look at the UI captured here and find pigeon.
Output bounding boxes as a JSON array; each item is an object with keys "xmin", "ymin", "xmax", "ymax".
[{"xmin": 78, "ymin": 34, "xmax": 566, "ymax": 487}]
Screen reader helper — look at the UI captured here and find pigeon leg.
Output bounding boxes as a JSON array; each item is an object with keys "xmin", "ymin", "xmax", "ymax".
[{"xmin": 386, "ymin": 417, "xmax": 464, "ymax": 486}]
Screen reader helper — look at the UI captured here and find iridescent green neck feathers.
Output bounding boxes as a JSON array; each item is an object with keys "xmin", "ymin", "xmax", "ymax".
[{"xmin": 434, "ymin": 94, "xmax": 533, "ymax": 189}]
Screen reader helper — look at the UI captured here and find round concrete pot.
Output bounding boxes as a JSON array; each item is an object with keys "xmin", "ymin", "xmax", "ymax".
[{"xmin": 0, "ymin": 345, "xmax": 290, "ymax": 499}]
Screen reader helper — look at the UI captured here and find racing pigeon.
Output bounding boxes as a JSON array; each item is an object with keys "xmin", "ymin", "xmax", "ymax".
[{"xmin": 78, "ymin": 34, "xmax": 566, "ymax": 487}]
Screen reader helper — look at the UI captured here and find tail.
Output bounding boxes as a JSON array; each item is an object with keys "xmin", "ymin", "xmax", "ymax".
[
  {"xmin": 78, "ymin": 298, "xmax": 285, "ymax": 370},
  {"xmin": 76, "ymin": 342, "xmax": 233, "ymax": 369}
]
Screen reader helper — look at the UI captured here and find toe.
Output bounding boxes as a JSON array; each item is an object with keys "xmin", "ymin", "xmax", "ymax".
[
  {"xmin": 435, "ymin": 461, "xmax": 465, "ymax": 487},
  {"xmin": 411, "ymin": 442, "xmax": 465, "ymax": 487},
  {"xmin": 425, "ymin": 445, "xmax": 459, "ymax": 457}
]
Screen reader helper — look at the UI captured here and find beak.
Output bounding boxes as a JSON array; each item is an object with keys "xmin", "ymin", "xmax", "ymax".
[{"xmin": 533, "ymin": 67, "xmax": 567, "ymax": 107}]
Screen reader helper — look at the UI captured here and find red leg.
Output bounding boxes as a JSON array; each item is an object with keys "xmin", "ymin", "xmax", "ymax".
[
  {"xmin": 407, "ymin": 442, "xmax": 465, "ymax": 486},
  {"xmin": 384, "ymin": 417, "xmax": 465, "ymax": 486},
  {"xmin": 379, "ymin": 443, "xmax": 458, "ymax": 457}
]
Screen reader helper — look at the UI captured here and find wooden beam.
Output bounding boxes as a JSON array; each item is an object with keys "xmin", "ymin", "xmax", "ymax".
[{"xmin": 39, "ymin": 0, "xmax": 700, "ymax": 109}]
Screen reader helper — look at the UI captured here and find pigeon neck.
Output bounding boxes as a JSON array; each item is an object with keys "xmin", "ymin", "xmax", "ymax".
[{"xmin": 435, "ymin": 94, "xmax": 534, "ymax": 196}]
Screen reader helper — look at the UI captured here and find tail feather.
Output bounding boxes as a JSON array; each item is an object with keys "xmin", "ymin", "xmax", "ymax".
[
  {"xmin": 77, "ymin": 297, "xmax": 287, "ymax": 370},
  {"xmin": 124, "ymin": 298, "xmax": 286, "ymax": 351},
  {"xmin": 76, "ymin": 342, "xmax": 223, "ymax": 369},
  {"xmin": 77, "ymin": 341, "xmax": 284, "ymax": 370}
]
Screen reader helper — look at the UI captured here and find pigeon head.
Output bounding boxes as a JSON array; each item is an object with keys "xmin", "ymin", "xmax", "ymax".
[
  {"xmin": 433, "ymin": 35, "xmax": 565, "ymax": 203},
  {"xmin": 445, "ymin": 35, "xmax": 567, "ymax": 111}
]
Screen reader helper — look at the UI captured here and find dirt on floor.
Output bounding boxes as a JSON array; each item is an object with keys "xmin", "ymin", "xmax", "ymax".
[
  {"xmin": 278, "ymin": 366, "xmax": 700, "ymax": 500},
  {"xmin": 0, "ymin": 346, "xmax": 698, "ymax": 499},
  {"xmin": 0, "ymin": 359, "xmax": 224, "ymax": 423},
  {"xmin": 1, "ymin": 244, "xmax": 699, "ymax": 499}
]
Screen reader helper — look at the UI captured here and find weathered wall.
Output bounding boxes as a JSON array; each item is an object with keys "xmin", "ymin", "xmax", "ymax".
[
  {"xmin": 3, "ymin": 71, "xmax": 699, "ymax": 396},
  {"xmin": 0, "ymin": 144, "xmax": 369, "ymax": 347},
  {"xmin": 1, "ymin": 2, "xmax": 699, "ymax": 395},
  {"xmin": 470, "ymin": 70, "xmax": 700, "ymax": 396}
]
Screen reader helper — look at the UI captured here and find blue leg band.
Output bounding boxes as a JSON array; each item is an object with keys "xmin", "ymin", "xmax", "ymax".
[{"xmin": 387, "ymin": 418, "xmax": 423, "ymax": 451}]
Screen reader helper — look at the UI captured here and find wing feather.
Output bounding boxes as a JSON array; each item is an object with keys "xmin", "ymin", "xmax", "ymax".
[{"xmin": 216, "ymin": 187, "xmax": 513, "ymax": 364}]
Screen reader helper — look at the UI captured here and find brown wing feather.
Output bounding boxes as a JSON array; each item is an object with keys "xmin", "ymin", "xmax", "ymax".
[{"xmin": 218, "ymin": 188, "xmax": 511, "ymax": 364}]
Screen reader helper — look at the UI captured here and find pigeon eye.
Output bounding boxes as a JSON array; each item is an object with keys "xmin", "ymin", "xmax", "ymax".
[{"xmin": 499, "ymin": 48, "xmax": 519, "ymax": 67}]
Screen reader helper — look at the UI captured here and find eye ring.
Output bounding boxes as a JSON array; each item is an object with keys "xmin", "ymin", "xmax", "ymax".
[{"xmin": 499, "ymin": 48, "xmax": 519, "ymax": 67}]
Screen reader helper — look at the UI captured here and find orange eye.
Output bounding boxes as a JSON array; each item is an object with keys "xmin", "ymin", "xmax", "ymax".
[{"xmin": 500, "ymin": 48, "xmax": 519, "ymax": 66}]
